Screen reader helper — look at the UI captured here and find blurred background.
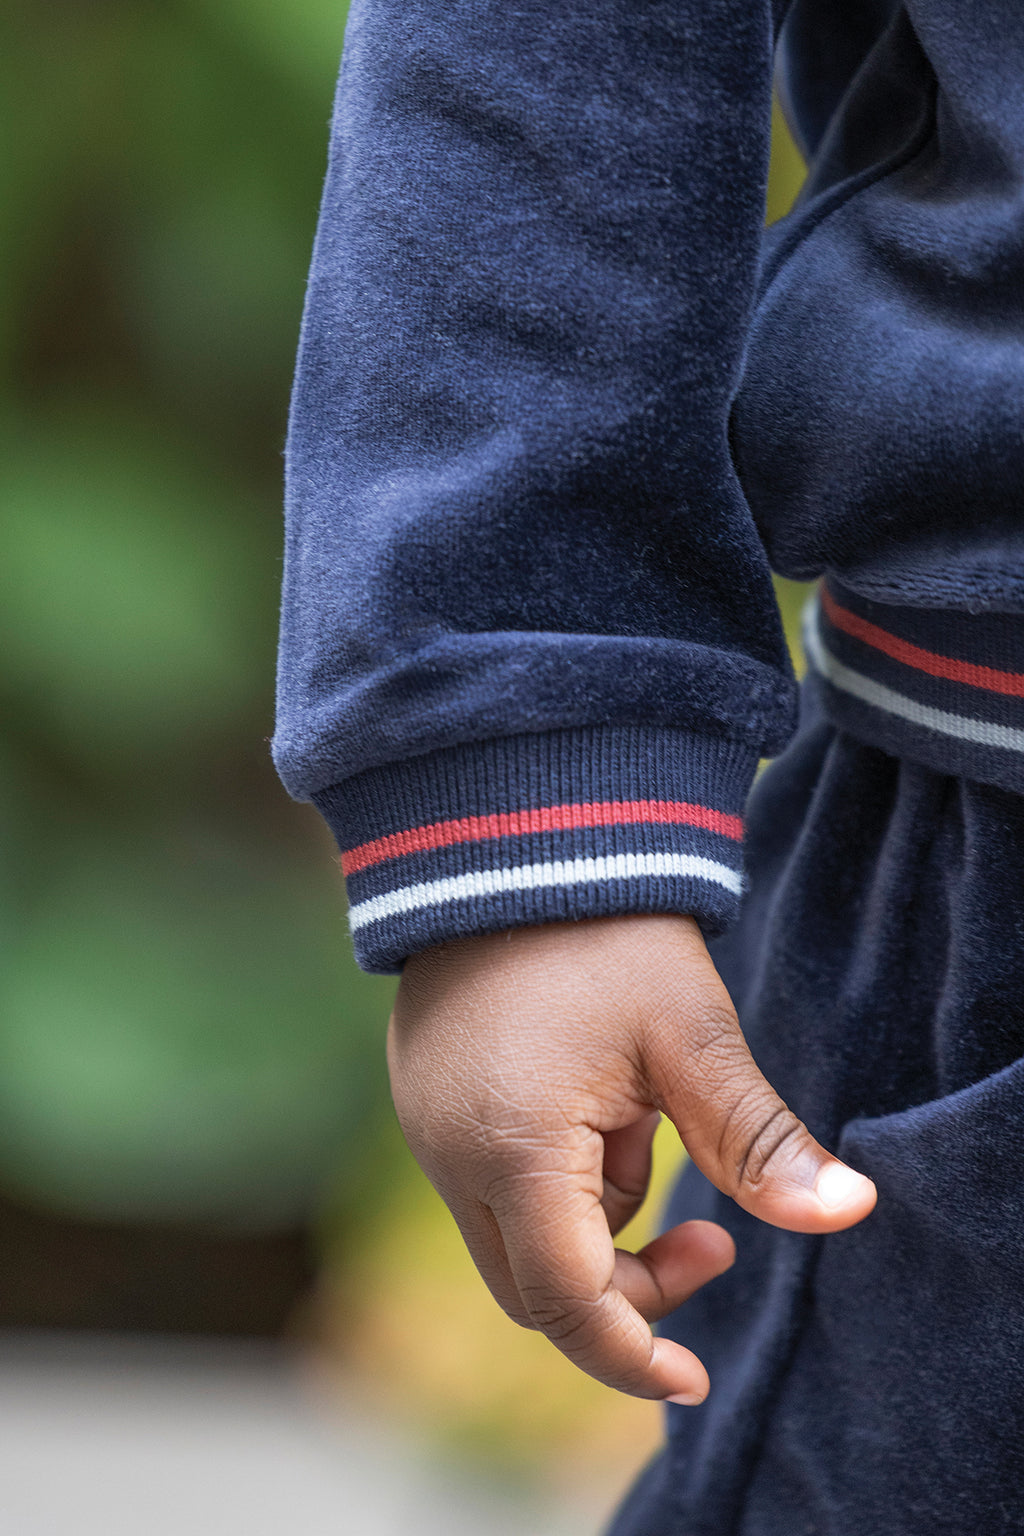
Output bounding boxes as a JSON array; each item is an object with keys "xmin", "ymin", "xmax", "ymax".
[{"xmin": 1, "ymin": 3, "xmax": 805, "ymax": 1529}]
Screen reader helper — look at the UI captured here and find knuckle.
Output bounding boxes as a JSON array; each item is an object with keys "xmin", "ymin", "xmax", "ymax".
[
  {"xmin": 519, "ymin": 1287, "xmax": 599, "ymax": 1349},
  {"xmin": 411, "ymin": 1103, "xmax": 552, "ymax": 1191},
  {"xmin": 479, "ymin": 1159, "xmax": 559, "ymax": 1214},
  {"xmin": 730, "ymin": 1102, "xmax": 805, "ymax": 1194},
  {"xmin": 518, "ymin": 1286, "xmax": 656, "ymax": 1394},
  {"xmin": 479, "ymin": 1167, "xmax": 527, "ymax": 1211}
]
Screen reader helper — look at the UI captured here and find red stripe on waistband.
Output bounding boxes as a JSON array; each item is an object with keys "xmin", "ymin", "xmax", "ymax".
[
  {"xmin": 341, "ymin": 798, "xmax": 743, "ymax": 876},
  {"xmin": 821, "ymin": 585, "xmax": 1024, "ymax": 698}
]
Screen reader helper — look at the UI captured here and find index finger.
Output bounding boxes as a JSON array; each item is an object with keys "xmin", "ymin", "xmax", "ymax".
[{"xmin": 488, "ymin": 1165, "xmax": 716, "ymax": 1401}]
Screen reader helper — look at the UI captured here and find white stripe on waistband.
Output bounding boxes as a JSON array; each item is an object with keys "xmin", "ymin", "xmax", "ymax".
[{"xmin": 805, "ymin": 599, "xmax": 1024, "ymax": 753}]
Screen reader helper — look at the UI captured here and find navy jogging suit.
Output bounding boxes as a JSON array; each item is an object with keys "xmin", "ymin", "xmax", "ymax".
[{"xmin": 273, "ymin": 0, "xmax": 1024, "ymax": 1529}]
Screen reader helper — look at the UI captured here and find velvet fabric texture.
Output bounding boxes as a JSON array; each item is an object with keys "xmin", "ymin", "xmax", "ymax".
[
  {"xmin": 273, "ymin": 0, "xmax": 801, "ymax": 968},
  {"xmin": 609, "ymin": 679, "xmax": 1024, "ymax": 1535},
  {"xmin": 273, "ymin": 4, "xmax": 1024, "ymax": 1526},
  {"xmin": 274, "ymin": 0, "xmax": 1024, "ymax": 970},
  {"xmin": 274, "ymin": 0, "xmax": 796, "ymax": 805},
  {"xmin": 747, "ymin": 1, "xmax": 1024, "ymax": 598},
  {"xmin": 807, "ymin": 578, "xmax": 1024, "ymax": 795}
]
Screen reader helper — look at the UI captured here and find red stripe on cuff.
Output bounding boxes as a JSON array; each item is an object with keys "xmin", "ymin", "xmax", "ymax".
[
  {"xmin": 341, "ymin": 798, "xmax": 744, "ymax": 877},
  {"xmin": 821, "ymin": 584, "xmax": 1024, "ymax": 697}
]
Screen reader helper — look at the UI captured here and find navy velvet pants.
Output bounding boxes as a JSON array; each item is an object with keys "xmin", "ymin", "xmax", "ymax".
[{"xmin": 610, "ymin": 679, "xmax": 1024, "ymax": 1536}]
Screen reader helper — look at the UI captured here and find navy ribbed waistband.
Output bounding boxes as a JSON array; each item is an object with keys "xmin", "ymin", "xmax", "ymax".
[{"xmin": 803, "ymin": 577, "xmax": 1024, "ymax": 794}]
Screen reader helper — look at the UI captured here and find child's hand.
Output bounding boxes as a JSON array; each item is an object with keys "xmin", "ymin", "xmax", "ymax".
[{"xmin": 388, "ymin": 914, "xmax": 876, "ymax": 1403}]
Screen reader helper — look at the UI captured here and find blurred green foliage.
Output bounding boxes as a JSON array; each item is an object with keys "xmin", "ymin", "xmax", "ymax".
[
  {"xmin": 1, "ymin": 1, "xmax": 805, "ymax": 1234},
  {"xmin": 1, "ymin": 0, "xmax": 402, "ymax": 1230}
]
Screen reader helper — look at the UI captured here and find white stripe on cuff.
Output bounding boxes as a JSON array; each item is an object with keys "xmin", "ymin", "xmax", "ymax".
[{"xmin": 348, "ymin": 850, "xmax": 743, "ymax": 932}]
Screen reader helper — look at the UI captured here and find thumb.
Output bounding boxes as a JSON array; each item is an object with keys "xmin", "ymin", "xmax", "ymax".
[{"xmin": 642, "ymin": 990, "xmax": 876, "ymax": 1236}]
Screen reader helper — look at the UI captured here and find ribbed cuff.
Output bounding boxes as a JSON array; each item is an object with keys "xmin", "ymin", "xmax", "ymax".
[{"xmin": 313, "ymin": 726, "xmax": 759, "ymax": 973}]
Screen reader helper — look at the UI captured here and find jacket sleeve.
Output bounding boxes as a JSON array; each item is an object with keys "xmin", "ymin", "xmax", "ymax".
[{"xmin": 272, "ymin": 0, "xmax": 798, "ymax": 973}]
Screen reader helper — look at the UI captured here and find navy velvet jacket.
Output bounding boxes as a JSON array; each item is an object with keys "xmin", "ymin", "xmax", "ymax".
[{"xmin": 273, "ymin": 0, "xmax": 1024, "ymax": 972}]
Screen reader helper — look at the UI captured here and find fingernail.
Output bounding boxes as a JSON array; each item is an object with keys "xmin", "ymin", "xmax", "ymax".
[
  {"xmin": 665, "ymin": 1391, "xmax": 705, "ymax": 1407},
  {"xmin": 816, "ymin": 1163, "xmax": 872, "ymax": 1210}
]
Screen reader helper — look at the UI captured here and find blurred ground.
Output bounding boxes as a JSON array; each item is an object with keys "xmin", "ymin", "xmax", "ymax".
[{"xmin": 0, "ymin": 1332, "xmax": 598, "ymax": 1536}]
